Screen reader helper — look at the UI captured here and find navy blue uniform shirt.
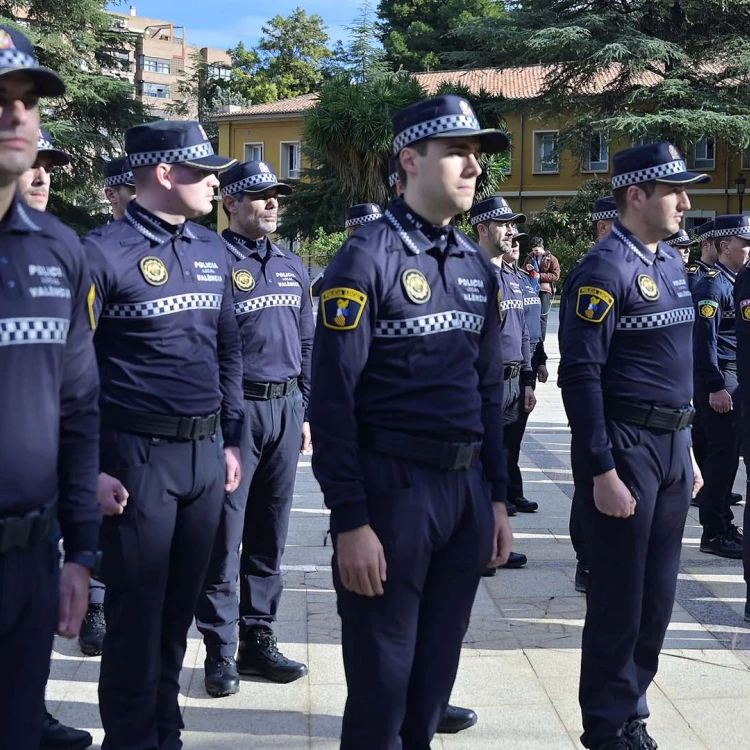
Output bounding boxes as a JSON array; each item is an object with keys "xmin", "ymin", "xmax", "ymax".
[
  {"xmin": 734, "ymin": 264, "xmax": 750, "ymax": 398},
  {"xmin": 84, "ymin": 201, "xmax": 244, "ymax": 446},
  {"xmin": 558, "ymin": 221, "xmax": 694, "ymax": 477},
  {"xmin": 221, "ymin": 230, "xmax": 314, "ymax": 408},
  {"xmin": 495, "ymin": 261, "xmax": 532, "ymax": 384},
  {"xmin": 0, "ymin": 198, "xmax": 100, "ymax": 554},
  {"xmin": 518, "ymin": 267, "xmax": 547, "ymax": 376},
  {"xmin": 308, "ymin": 198, "xmax": 507, "ymax": 534},
  {"xmin": 686, "ymin": 258, "xmax": 711, "ymax": 293},
  {"xmin": 693, "ymin": 262, "xmax": 737, "ymax": 393}
]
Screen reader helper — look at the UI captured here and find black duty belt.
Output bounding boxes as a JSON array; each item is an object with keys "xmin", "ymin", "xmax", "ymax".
[
  {"xmin": 102, "ymin": 405, "xmax": 220, "ymax": 440},
  {"xmin": 605, "ymin": 399, "xmax": 695, "ymax": 432},
  {"xmin": 243, "ymin": 377, "xmax": 298, "ymax": 401},
  {"xmin": 359, "ymin": 425, "xmax": 482, "ymax": 472},
  {"xmin": 504, "ymin": 363, "xmax": 522, "ymax": 380},
  {"xmin": 0, "ymin": 500, "xmax": 56, "ymax": 555}
]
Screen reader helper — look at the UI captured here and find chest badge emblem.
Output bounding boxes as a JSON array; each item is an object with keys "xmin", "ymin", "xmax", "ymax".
[
  {"xmin": 139, "ymin": 256, "xmax": 168, "ymax": 286},
  {"xmin": 402, "ymin": 269, "xmax": 431, "ymax": 304},
  {"xmin": 233, "ymin": 268, "xmax": 255, "ymax": 292},
  {"xmin": 637, "ymin": 274, "xmax": 660, "ymax": 301},
  {"xmin": 741, "ymin": 300, "xmax": 750, "ymax": 321}
]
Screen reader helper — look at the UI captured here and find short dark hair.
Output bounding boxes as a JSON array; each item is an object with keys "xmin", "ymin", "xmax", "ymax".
[
  {"xmin": 222, "ymin": 192, "xmax": 243, "ymax": 218},
  {"xmin": 530, "ymin": 236, "xmax": 544, "ymax": 249},
  {"xmin": 613, "ymin": 181, "xmax": 656, "ymax": 212},
  {"xmin": 396, "ymin": 140, "xmax": 429, "ymax": 188}
]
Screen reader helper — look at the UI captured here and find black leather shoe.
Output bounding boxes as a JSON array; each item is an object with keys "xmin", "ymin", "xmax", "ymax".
[
  {"xmin": 436, "ymin": 704, "xmax": 477, "ymax": 734},
  {"xmin": 500, "ymin": 551, "xmax": 527, "ymax": 569},
  {"xmin": 504, "ymin": 500, "xmax": 518, "ymax": 516},
  {"xmin": 575, "ymin": 564, "xmax": 589, "ymax": 594},
  {"xmin": 731, "ymin": 492, "xmax": 743, "ymax": 506},
  {"xmin": 510, "ymin": 496, "xmax": 538, "ymax": 513},
  {"xmin": 700, "ymin": 532, "xmax": 743, "ymax": 559},
  {"xmin": 204, "ymin": 655, "xmax": 240, "ymax": 697},
  {"xmin": 730, "ymin": 524, "xmax": 744, "ymax": 544},
  {"xmin": 237, "ymin": 625, "xmax": 308, "ymax": 683},
  {"xmin": 624, "ymin": 719, "xmax": 658, "ymax": 749},
  {"xmin": 40, "ymin": 710, "xmax": 92, "ymax": 750},
  {"xmin": 78, "ymin": 602, "xmax": 105, "ymax": 656}
]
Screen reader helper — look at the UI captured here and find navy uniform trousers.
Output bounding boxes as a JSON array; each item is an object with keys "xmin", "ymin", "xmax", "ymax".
[
  {"xmin": 334, "ymin": 448, "xmax": 494, "ymax": 750},
  {"xmin": 197, "ymin": 389, "xmax": 303, "ymax": 655},
  {"xmin": 695, "ymin": 371, "xmax": 740, "ymax": 537},
  {"xmin": 574, "ymin": 419, "xmax": 692, "ymax": 749},
  {"xmin": 502, "ymin": 372, "xmax": 525, "ymax": 501},
  {"xmin": 98, "ymin": 429, "xmax": 225, "ymax": 750},
  {"xmin": 0, "ymin": 534, "xmax": 59, "ymax": 750}
]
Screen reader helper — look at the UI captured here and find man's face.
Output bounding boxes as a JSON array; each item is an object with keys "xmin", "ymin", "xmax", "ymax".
[
  {"xmin": 104, "ymin": 184, "xmax": 136, "ymax": 220},
  {"xmin": 483, "ymin": 219, "xmax": 513, "ymax": 256},
  {"xmin": 0, "ymin": 73, "xmax": 40, "ymax": 183},
  {"xmin": 640, "ymin": 183, "xmax": 691, "ymax": 239},
  {"xmin": 408, "ymin": 137, "xmax": 482, "ymax": 215},
  {"xmin": 678, "ymin": 246, "xmax": 691, "ymax": 264},
  {"xmin": 17, "ymin": 153, "xmax": 54, "ymax": 211},
  {"xmin": 225, "ymin": 188, "xmax": 279, "ymax": 239},
  {"xmin": 533, "ymin": 241, "xmax": 545, "ymax": 255},
  {"xmin": 701, "ymin": 238, "xmax": 718, "ymax": 264},
  {"xmin": 719, "ymin": 235, "xmax": 750, "ymax": 273},
  {"xmin": 168, "ymin": 164, "xmax": 219, "ymax": 218}
]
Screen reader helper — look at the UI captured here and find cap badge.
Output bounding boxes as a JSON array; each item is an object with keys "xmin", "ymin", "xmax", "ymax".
[
  {"xmin": 668, "ymin": 144, "xmax": 681, "ymax": 161},
  {"xmin": 0, "ymin": 31, "xmax": 14, "ymax": 50},
  {"xmin": 258, "ymin": 162, "xmax": 271, "ymax": 174},
  {"xmin": 459, "ymin": 100, "xmax": 475, "ymax": 117}
]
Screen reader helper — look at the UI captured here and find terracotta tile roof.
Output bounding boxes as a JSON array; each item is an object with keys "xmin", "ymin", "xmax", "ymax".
[{"xmin": 213, "ymin": 92, "xmax": 318, "ymax": 118}]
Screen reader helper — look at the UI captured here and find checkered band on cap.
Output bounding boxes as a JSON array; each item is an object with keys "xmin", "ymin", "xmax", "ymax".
[
  {"xmin": 37, "ymin": 134, "xmax": 55, "ymax": 151},
  {"xmin": 591, "ymin": 209, "xmax": 618, "ymax": 222},
  {"xmin": 469, "ymin": 207, "xmax": 516, "ymax": 227},
  {"xmin": 712, "ymin": 226, "xmax": 750, "ymax": 239},
  {"xmin": 665, "ymin": 236, "xmax": 687, "ymax": 246},
  {"xmin": 0, "ymin": 48, "xmax": 36, "ymax": 71},
  {"xmin": 128, "ymin": 142, "xmax": 214, "ymax": 167},
  {"xmin": 345, "ymin": 213, "xmax": 382, "ymax": 229},
  {"xmin": 105, "ymin": 171, "xmax": 135, "ymax": 188},
  {"xmin": 697, "ymin": 225, "xmax": 715, "ymax": 241},
  {"xmin": 392, "ymin": 114, "xmax": 481, "ymax": 154},
  {"xmin": 221, "ymin": 171, "xmax": 279, "ymax": 196},
  {"xmin": 611, "ymin": 159, "xmax": 687, "ymax": 189}
]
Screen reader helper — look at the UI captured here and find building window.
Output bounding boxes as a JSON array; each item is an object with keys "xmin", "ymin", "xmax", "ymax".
[
  {"xmin": 684, "ymin": 210, "xmax": 716, "ymax": 233},
  {"xmin": 742, "ymin": 149, "xmax": 750, "ymax": 170},
  {"xmin": 244, "ymin": 143, "xmax": 264, "ymax": 162},
  {"xmin": 583, "ymin": 133, "xmax": 609, "ymax": 172},
  {"xmin": 140, "ymin": 56, "xmax": 171, "ymax": 74},
  {"xmin": 208, "ymin": 64, "xmax": 231, "ymax": 81},
  {"xmin": 693, "ymin": 138, "xmax": 715, "ymax": 170},
  {"xmin": 141, "ymin": 82, "xmax": 170, "ymax": 99},
  {"xmin": 281, "ymin": 142, "xmax": 301, "ymax": 179},
  {"xmin": 533, "ymin": 131, "xmax": 559, "ymax": 174}
]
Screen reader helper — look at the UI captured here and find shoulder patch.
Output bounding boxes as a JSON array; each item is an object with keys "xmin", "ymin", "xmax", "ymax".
[
  {"xmin": 698, "ymin": 299, "xmax": 719, "ymax": 318},
  {"xmin": 321, "ymin": 287, "xmax": 368, "ymax": 331},
  {"xmin": 686, "ymin": 263, "xmax": 699, "ymax": 274},
  {"xmin": 740, "ymin": 299, "xmax": 750, "ymax": 321},
  {"xmin": 575, "ymin": 286, "xmax": 614, "ymax": 323},
  {"xmin": 705, "ymin": 268, "xmax": 721, "ymax": 279}
]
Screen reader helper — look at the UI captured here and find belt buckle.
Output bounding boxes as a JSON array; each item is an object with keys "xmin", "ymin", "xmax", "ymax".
[
  {"xmin": 177, "ymin": 416, "xmax": 198, "ymax": 440},
  {"xmin": 453, "ymin": 443, "xmax": 476, "ymax": 471},
  {"xmin": 269, "ymin": 383, "xmax": 284, "ymax": 399},
  {"xmin": 677, "ymin": 407, "xmax": 694, "ymax": 430}
]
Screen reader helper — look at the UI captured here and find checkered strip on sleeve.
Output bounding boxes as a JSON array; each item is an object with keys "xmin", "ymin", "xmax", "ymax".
[
  {"xmin": 234, "ymin": 294, "xmax": 301, "ymax": 316},
  {"xmin": 392, "ymin": 115, "xmax": 481, "ymax": 154},
  {"xmin": 105, "ymin": 171, "xmax": 134, "ymax": 188},
  {"xmin": 374, "ymin": 310, "xmax": 484, "ymax": 338},
  {"xmin": 101, "ymin": 292, "xmax": 223, "ymax": 319},
  {"xmin": 0, "ymin": 49, "xmax": 36, "ymax": 69},
  {"xmin": 345, "ymin": 213, "xmax": 382, "ymax": 228},
  {"xmin": 221, "ymin": 172, "xmax": 279, "ymax": 196},
  {"xmin": 0, "ymin": 317, "xmax": 69, "ymax": 347},
  {"xmin": 469, "ymin": 207, "xmax": 514, "ymax": 226},
  {"xmin": 616, "ymin": 306, "xmax": 694, "ymax": 330},
  {"xmin": 500, "ymin": 299, "xmax": 524, "ymax": 312},
  {"xmin": 128, "ymin": 142, "xmax": 213, "ymax": 167},
  {"xmin": 611, "ymin": 160, "xmax": 687, "ymax": 189},
  {"xmin": 591, "ymin": 209, "xmax": 618, "ymax": 222}
]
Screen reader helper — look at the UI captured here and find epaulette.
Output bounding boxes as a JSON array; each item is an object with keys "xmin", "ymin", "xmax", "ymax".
[
  {"xmin": 705, "ymin": 268, "xmax": 721, "ymax": 279},
  {"xmin": 686, "ymin": 263, "xmax": 700, "ymax": 274}
]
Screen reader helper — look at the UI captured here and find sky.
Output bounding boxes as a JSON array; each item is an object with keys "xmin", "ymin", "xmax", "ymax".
[{"xmin": 107, "ymin": 0, "xmax": 361, "ymax": 51}]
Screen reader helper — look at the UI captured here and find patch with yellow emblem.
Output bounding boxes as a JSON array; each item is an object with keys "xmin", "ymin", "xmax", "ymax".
[
  {"xmin": 637, "ymin": 274, "xmax": 660, "ymax": 302},
  {"xmin": 321, "ymin": 287, "xmax": 368, "ymax": 330},
  {"xmin": 233, "ymin": 268, "xmax": 255, "ymax": 292},
  {"xmin": 741, "ymin": 300, "xmax": 750, "ymax": 321},
  {"xmin": 698, "ymin": 299, "xmax": 718, "ymax": 318},
  {"xmin": 139, "ymin": 256, "xmax": 168, "ymax": 286},
  {"xmin": 401, "ymin": 269, "xmax": 431, "ymax": 304},
  {"xmin": 575, "ymin": 286, "xmax": 614, "ymax": 323}
]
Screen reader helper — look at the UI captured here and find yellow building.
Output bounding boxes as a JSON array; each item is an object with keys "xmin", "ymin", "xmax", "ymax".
[{"xmin": 214, "ymin": 67, "xmax": 750, "ymax": 234}]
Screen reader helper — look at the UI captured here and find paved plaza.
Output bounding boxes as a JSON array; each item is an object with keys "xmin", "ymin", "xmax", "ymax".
[{"xmin": 48, "ymin": 310, "xmax": 750, "ymax": 749}]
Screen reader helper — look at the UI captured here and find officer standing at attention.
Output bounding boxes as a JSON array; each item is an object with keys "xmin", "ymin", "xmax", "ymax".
[
  {"xmin": 309, "ymin": 95, "xmax": 513, "ymax": 749},
  {"xmin": 102, "ymin": 157, "xmax": 136, "ymax": 221},
  {"xmin": 83, "ymin": 120, "xmax": 244, "ymax": 749},
  {"xmin": 195, "ymin": 159, "xmax": 313, "ymax": 696},
  {"xmin": 686, "ymin": 220, "xmax": 717, "ymax": 292},
  {"xmin": 692, "ymin": 215, "xmax": 750, "ymax": 559},
  {"xmin": 558, "ymin": 142, "xmax": 705, "ymax": 750},
  {"xmin": 666, "ymin": 228, "xmax": 698, "ymax": 264},
  {"xmin": 0, "ymin": 26, "xmax": 100, "ymax": 750},
  {"xmin": 346, "ymin": 202, "xmax": 382, "ymax": 235}
]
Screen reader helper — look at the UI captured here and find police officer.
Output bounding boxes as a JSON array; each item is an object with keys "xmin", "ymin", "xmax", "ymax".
[
  {"xmin": 666, "ymin": 228, "xmax": 698, "ymax": 264},
  {"xmin": 692, "ymin": 215, "xmax": 750, "ymax": 559},
  {"xmin": 558, "ymin": 142, "xmax": 705, "ymax": 750},
  {"xmin": 346, "ymin": 202, "xmax": 382, "ymax": 235},
  {"xmin": 17, "ymin": 126, "xmax": 70, "ymax": 211},
  {"xmin": 195, "ymin": 160, "xmax": 313, "ymax": 695},
  {"xmin": 686, "ymin": 220, "xmax": 717, "ymax": 292},
  {"xmin": 309, "ymin": 95, "xmax": 513, "ymax": 749},
  {"xmin": 0, "ymin": 26, "xmax": 100, "ymax": 750},
  {"xmin": 102, "ymin": 157, "xmax": 136, "ymax": 221},
  {"xmin": 592, "ymin": 196, "xmax": 617, "ymax": 242},
  {"xmin": 83, "ymin": 120, "xmax": 244, "ymax": 749}
]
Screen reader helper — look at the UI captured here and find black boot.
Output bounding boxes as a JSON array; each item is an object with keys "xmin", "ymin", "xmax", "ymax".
[
  {"xmin": 78, "ymin": 603, "xmax": 105, "ymax": 657},
  {"xmin": 575, "ymin": 564, "xmax": 589, "ymax": 594},
  {"xmin": 436, "ymin": 704, "xmax": 477, "ymax": 734},
  {"xmin": 237, "ymin": 625, "xmax": 308, "ymax": 683},
  {"xmin": 731, "ymin": 492, "xmax": 743, "ymax": 506},
  {"xmin": 700, "ymin": 532, "xmax": 743, "ymax": 559},
  {"xmin": 40, "ymin": 709, "xmax": 92, "ymax": 750},
  {"xmin": 204, "ymin": 655, "xmax": 240, "ymax": 697},
  {"xmin": 482, "ymin": 551, "xmax": 528, "ymax": 576},
  {"xmin": 509, "ymin": 496, "xmax": 539, "ymax": 513},
  {"xmin": 624, "ymin": 719, "xmax": 658, "ymax": 749}
]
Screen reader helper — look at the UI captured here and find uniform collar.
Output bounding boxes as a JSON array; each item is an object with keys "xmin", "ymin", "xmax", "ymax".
[
  {"xmin": 221, "ymin": 229, "xmax": 282, "ymax": 261},
  {"xmin": 124, "ymin": 201, "xmax": 199, "ymax": 245},
  {"xmin": 0, "ymin": 195, "xmax": 42, "ymax": 234},
  {"xmin": 611, "ymin": 221, "xmax": 671, "ymax": 266},
  {"xmin": 385, "ymin": 198, "xmax": 476, "ymax": 256},
  {"xmin": 714, "ymin": 260, "xmax": 737, "ymax": 283}
]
